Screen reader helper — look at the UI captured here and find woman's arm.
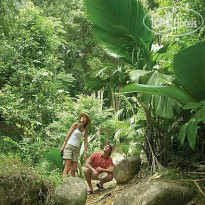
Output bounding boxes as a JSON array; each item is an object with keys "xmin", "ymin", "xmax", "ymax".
[
  {"xmin": 60, "ymin": 122, "xmax": 77, "ymax": 151},
  {"xmin": 83, "ymin": 128, "xmax": 88, "ymax": 160}
]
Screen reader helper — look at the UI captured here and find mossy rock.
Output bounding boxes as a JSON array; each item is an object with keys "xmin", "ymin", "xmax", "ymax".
[
  {"xmin": 113, "ymin": 155, "xmax": 141, "ymax": 183},
  {"xmin": 114, "ymin": 180, "xmax": 193, "ymax": 205},
  {"xmin": 54, "ymin": 177, "xmax": 87, "ymax": 205}
]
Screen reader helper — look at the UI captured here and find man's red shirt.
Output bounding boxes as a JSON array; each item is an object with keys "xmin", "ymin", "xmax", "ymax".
[{"xmin": 89, "ymin": 152, "xmax": 114, "ymax": 170}]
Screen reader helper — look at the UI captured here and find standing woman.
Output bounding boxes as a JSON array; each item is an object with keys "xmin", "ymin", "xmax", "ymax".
[{"xmin": 60, "ymin": 113, "xmax": 91, "ymax": 178}]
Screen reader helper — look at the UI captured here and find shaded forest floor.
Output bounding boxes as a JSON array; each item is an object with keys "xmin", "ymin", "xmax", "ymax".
[
  {"xmin": 84, "ymin": 146, "xmax": 205, "ymax": 205},
  {"xmin": 85, "ymin": 169, "xmax": 205, "ymax": 205},
  {"xmin": 85, "ymin": 178, "xmax": 133, "ymax": 205}
]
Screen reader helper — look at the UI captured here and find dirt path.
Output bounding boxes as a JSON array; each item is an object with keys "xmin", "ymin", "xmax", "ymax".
[
  {"xmin": 85, "ymin": 171, "xmax": 205, "ymax": 205},
  {"xmin": 85, "ymin": 149, "xmax": 145, "ymax": 205},
  {"xmin": 85, "ymin": 179, "xmax": 133, "ymax": 205}
]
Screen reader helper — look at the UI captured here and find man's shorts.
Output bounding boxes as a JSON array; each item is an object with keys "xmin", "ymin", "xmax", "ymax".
[
  {"xmin": 63, "ymin": 144, "xmax": 79, "ymax": 162},
  {"xmin": 91, "ymin": 172, "xmax": 108, "ymax": 180}
]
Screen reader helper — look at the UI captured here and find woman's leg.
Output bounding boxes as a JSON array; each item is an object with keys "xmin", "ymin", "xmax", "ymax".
[
  {"xmin": 62, "ymin": 159, "xmax": 72, "ymax": 178},
  {"xmin": 71, "ymin": 161, "xmax": 78, "ymax": 177},
  {"xmin": 70, "ymin": 145, "xmax": 79, "ymax": 177}
]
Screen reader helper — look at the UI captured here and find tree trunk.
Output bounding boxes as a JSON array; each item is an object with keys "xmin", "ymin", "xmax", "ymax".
[
  {"xmin": 110, "ymin": 87, "xmax": 116, "ymax": 113},
  {"xmin": 140, "ymin": 102, "xmax": 153, "ymax": 165}
]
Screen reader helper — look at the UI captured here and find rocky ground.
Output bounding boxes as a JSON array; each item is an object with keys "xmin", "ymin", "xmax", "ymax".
[
  {"xmin": 85, "ymin": 148, "xmax": 205, "ymax": 205},
  {"xmin": 85, "ymin": 168, "xmax": 148, "ymax": 205},
  {"xmin": 85, "ymin": 172, "xmax": 205, "ymax": 205},
  {"xmin": 84, "ymin": 147, "xmax": 128, "ymax": 204},
  {"xmin": 85, "ymin": 147, "xmax": 146, "ymax": 205},
  {"xmin": 85, "ymin": 179, "xmax": 131, "ymax": 205}
]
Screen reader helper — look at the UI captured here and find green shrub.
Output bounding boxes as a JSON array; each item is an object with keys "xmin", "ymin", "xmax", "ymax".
[{"xmin": 0, "ymin": 154, "xmax": 55, "ymax": 205}]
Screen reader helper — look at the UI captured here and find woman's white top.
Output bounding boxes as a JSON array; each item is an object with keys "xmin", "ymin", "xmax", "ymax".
[{"xmin": 67, "ymin": 128, "xmax": 85, "ymax": 147}]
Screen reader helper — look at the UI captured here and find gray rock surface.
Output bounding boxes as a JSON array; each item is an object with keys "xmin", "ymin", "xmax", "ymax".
[
  {"xmin": 113, "ymin": 155, "xmax": 141, "ymax": 183},
  {"xmin": 54, "ymin": 176, "xmax": 87, "ymax": 205},
  {"xmin": 113, "ymin": 180, "xmax": 193, "ymax": 205}
]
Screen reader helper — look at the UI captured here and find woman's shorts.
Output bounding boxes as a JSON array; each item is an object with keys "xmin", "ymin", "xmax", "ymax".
[{"xmin": 63, "ymin": 144, "xmax": 79, "ymax": 162}]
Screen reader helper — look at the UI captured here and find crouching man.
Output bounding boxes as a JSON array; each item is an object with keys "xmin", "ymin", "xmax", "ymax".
[{"xmin": 84, "ymin": 142, "xmax": 114, "ymax": 194}]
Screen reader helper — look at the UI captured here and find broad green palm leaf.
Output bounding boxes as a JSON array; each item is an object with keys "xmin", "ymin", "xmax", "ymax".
[
  {"xmin": 121, "ymin": 41, "xmax": 205, "ymax": 103},
  {"xmin": 85, "ymin": 0, "xmax": 153, "ymax": 64},
  {"xmin": 121, "ymin": 84, "xmax": 196, "ymax": 104},
  {"xmin": 41, "ymin": 148, "xmax": 63, "ymax": 171},
  {"xmin": 125, "ymin": 70, "xmax": 184, "ymax": 118},
  {"xmin": 121, "ymin": 41, "xmax": 205, "ymax": 149},
  {"xmin": 173, "ymin": 41, "xmax": 205, "ymax": 101}
]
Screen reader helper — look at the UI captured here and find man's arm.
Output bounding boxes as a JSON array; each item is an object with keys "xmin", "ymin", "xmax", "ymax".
[
  {"xmin": 102, "ymin": 167, "xmax": 113, "ymax": 174},
  {"xmin": 86, "ymin": 159, "xmax": 99, "ymax": 176},
  {"xmin": 96, "ymin": 159, "xmax": 114, "ymax": 174},
  {"xmin": 96, "ymin": 166, "xmax": 113, "ymax": 174}
]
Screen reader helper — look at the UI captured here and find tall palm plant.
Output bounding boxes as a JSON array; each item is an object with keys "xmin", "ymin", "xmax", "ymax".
[
  {"xmin": 85, "ymin": 0, "xmax": 182, "ymax": 119},
  {"xmin": 85, "ymin": 0, "xmax": 178, "ymax": 171},
  {"xmin": 121, "ymin": 41, "xmax": 205, "ymax": 150}
]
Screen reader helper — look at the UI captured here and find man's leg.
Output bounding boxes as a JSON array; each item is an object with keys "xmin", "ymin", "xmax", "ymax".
[
  {"xmin": 98, "ymin": 173, "xmax": 113, "ymax": 188},
  {"xmin": 84, "ymin": 168, "xmax": 93, "ymax": 192}
]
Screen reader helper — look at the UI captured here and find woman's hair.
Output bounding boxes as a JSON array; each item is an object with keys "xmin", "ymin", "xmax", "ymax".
[
  {"xmin": 84, "ymin": 121, "xmax": 88, "ymax": 128},
  {"xmin": 78, "ymin": 116, "xmax": 89, "ymax": 130}
]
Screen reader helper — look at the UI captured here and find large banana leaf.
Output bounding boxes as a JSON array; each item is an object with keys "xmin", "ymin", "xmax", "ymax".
[
  {"xmin": 145, "ymin": 71, "xmax": 180, "ymax": 118},
  {"xmin": 173, "ymin": 41, "xmax": 205, "ymax": 101},
  {"xmin": 130, "ymin": 70, "xmax": 153, "ymax": 83},
  {"xmin": 152, "ymin": 95, "xmax": 181, "ymax": 119},
  {"xmin": 85, "ymin": 0, "xmax": 153, "ymax": 64},
  {"xmin": 121, "ymin": 41, "xmax": 205, "ymax": 105},
  {"xmin": 121, "ymin": 84, "xmax": 196, "ymax": 104},
  {"xmin": 183, "ymin": 100, "xmax": 205, "ymax": 110},
  {"xmin": 186, "ymin": 118, "xmax": 199, "ymax": 150},
  {"xmin": 125, "ymin": 70, "xmax": 183, "ymax": 118},
  {"xmin": 145, "ymin": 70, "xmax": 174, "ymax": 86},
  {"xmin": 179, "ymin": 123, "xmax": 188, "ymax": 144}
]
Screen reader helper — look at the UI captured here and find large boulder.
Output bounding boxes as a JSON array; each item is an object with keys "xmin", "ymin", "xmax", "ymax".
[
  {"xmin": 114, "ymin": 180, "xmax": 193, "ymax": 205},
  {"xmin": 54, "ymin": 177, "xmax": 87, "ymax": 205},
  {"xmin": 113, "ymin": 155, "xmax": 141, "ymax": 183}
]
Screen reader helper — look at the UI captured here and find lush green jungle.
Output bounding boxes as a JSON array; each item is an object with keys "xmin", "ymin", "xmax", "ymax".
[{"xmin": 0, "ymin": 0, "xmax": 205, "ymax": 204}]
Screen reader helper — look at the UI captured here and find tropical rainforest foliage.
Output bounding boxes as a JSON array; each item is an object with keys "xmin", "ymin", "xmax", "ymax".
[{"xmin": 0, "ymin": 0, "xmax": 204, "ymax": 203}]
